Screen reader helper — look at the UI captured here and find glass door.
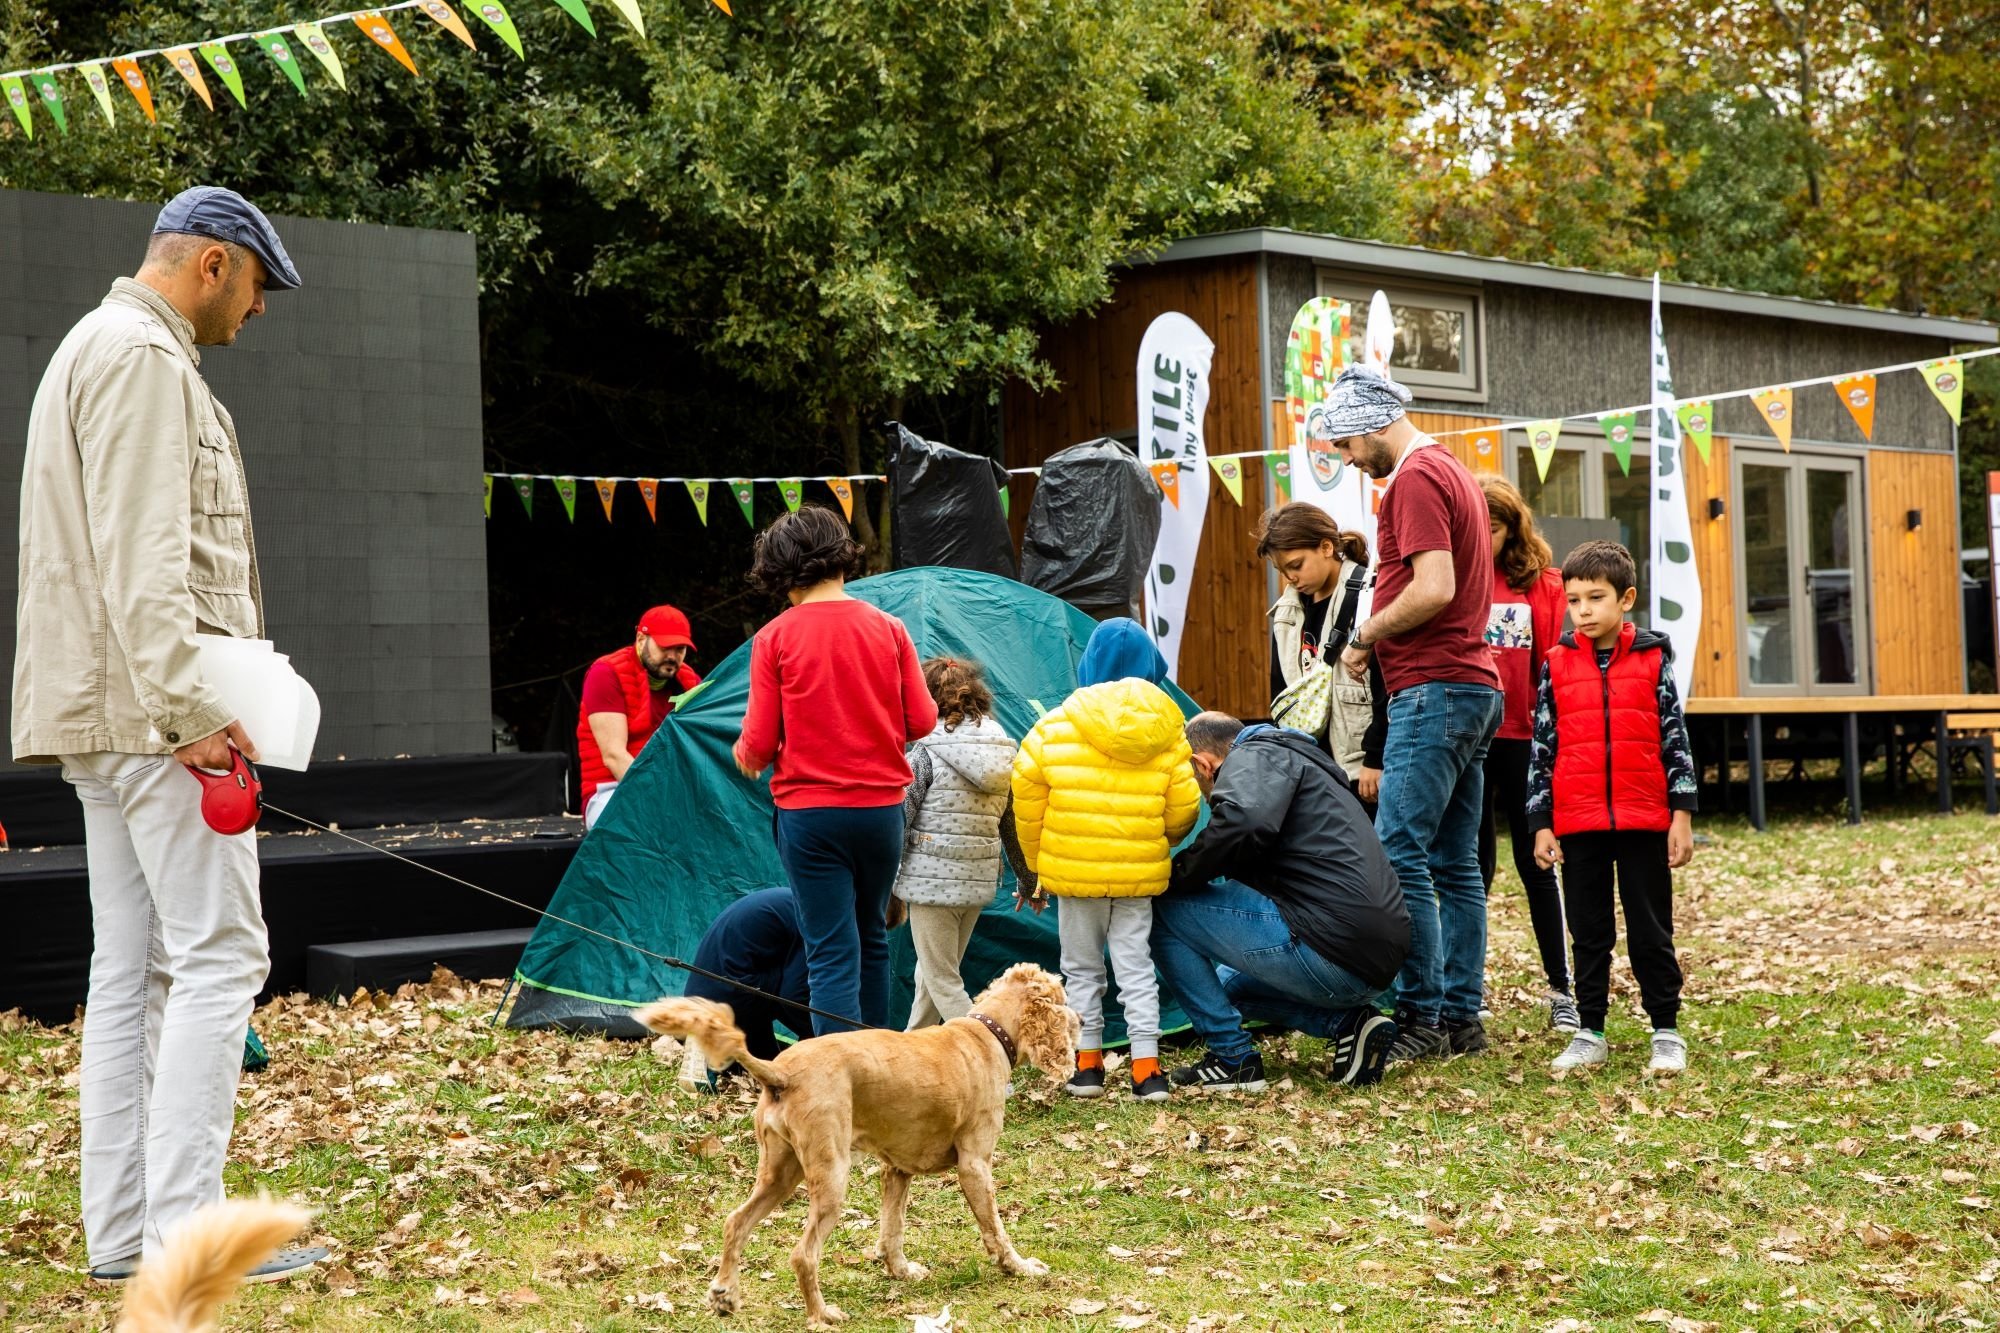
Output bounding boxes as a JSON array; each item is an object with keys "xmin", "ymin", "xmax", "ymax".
[
  {"xmin": 1733, "ymin": 451, "xmax": 1869, "ymax": 694},
  {"xmin": 1740, "ymin": 461, "xmax": 1796, "ymax": 687},
  {"xmin": 1804, "ymin": 462, "xmax": 1864, "ymax": 687}
]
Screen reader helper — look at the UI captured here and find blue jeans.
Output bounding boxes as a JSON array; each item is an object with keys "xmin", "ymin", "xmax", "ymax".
[
  {"xmin": 1375, "ymin": 681, "xmax": 1502, "ymax": 1026},
  {"xmin": 1151, "ymin": 877, "xmax": 1383, "ymax": 1063},
  {"xmin": 774, "ymin": 804, "xmax": 905, "ymax": 1036}
]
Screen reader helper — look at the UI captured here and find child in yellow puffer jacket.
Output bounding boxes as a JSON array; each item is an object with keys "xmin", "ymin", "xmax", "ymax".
[{"xmin": 1013, "ymin": 618, "xmax": 1201, "ymax": 1103}]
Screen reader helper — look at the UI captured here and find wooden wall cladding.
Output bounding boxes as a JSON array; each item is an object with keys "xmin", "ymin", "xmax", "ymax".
[
  {"xmin": 1868, "ymin": 448, "xmax": 1965, "ymax": 694},
  {"xmin": 1683, "ymin": 435, "xmax": 1737, "ymax": 700}
]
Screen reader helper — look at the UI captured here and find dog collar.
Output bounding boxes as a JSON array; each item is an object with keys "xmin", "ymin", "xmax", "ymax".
[{"xmin": 967, "ymin": 1011, "xmax": 1016, "ymax": 1065}]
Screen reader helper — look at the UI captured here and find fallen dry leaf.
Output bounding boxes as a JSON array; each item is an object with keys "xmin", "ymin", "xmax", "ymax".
[{"xmin": 1068, "ymin": 1298, "xmax": 1109, "ymax": 1316}]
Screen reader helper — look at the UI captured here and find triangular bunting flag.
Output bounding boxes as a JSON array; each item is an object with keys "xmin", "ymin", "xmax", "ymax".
[
  {"xmin": 828, "ymin": 478, "xmax": 854, "ymax": 520},
  {"xmin": 417, "ymin": 0, "xmax": 479, "ymax": 49},
  {"xmin": 465, "ymin": 0, "xmax": 525, "ymax": 58},
  {"xmin": 678, "ymin": 480, "xmax": 702, "ymax": 525},
  {"xmin": 1924, "ymin": 359, "xmax": 1964, "ymax": 425},
  {"xmin": 594, "ymin": 478, "xmax": 617, "ymax": 521},
  {"xmin": 294, "ymin": 24, "xmax": 347, "ymax": 90},
  {"xmin": 353, "ymin": 13, "xmax": 421, "ymax": 77},
  {"xmin": 1264, "ymin": 452, "xmax": 1291, "ymax": 503},
  {"xmin": 779, "ymin": 479, "xmax": 805, "ymax": 513},
  {"xmin": 1834, "ymin": 373, "xmax": 1876, "ymax": 440},
  {"xmin": 1598, "ymin": 410, "xmax": 1637, "ymax": 476},
  {"xmin": 1467, "ymin": 428, "xmax": 1502, "ymax": 473},
  {"xmin": 1676, "ymin": 400, "xmax": 1714, "ymax": 466},
  {"xmin": 255, "ymin": 32, "xmax": 310, "ymax": 97},
  {"xmin": 1522, "ymin": 420, "xmax": 1562, "ymax": 483},
  {"xmin": 730, "ymin": 480, "xmax": 755, "ymax": 526},
  {"xmin": 550, "ymin": 0, "xmax": 598, "ymax": 36},
  {"xmin": 1209, "ymin": 456, "xmax": 1243, "ymax": 505},
  {"xmin": 2, "ymin": 77, "xmax": 32, "ymax": 137},
  {"xmin": 483, "ymin": 475, "xmax": 493, "ymax": 518},
  {"xmin": 78, "ymin": 62, "xmax": 117, "ymax": 123},
  {"xmin": 606, "ymin": 0, "xmax": 646, "ymax": 34},
  {"xmin": 197, "ymin": 42, "xmax": 247, "ymax": 109},
  {"xmin": 999, "ymin": 484, "xmax": 1010, "ymax": 519},
  {"xmin": 711, "ymin": 0, "xmax": 733, "ymax": 12},
  {"xmin": 1752, "ymin": 387, "xmax": 1793, "ymax": 451},
  {"xmin": 30, "ymin": 72, "xmax": 67, "ymax": 135},
  {"xmin": 111, "ymin": 58, "xmax": 156, "ymax": 122},
  {"xmin": 1150, "ymin": 461, "xmax": 1181, "ymax": 509},
  {"xmin": 638, "ymin": 478, "xmax": 660, "ymax": 521},
  {"xmin": 554, "ymin": 476, "xmax": 577, "ymax": 522},
  {"xmin": 511, "ymin": 474, "xmax": 534, "ymax": 517},
  {"xmin": 163, "ymin": 48, "xmax": 214, "ymax": 111}
]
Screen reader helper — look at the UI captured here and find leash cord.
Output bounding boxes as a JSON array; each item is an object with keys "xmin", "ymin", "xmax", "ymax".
[{"xmin": 258, "ymin": 803, "xmax": 884, "ymax": 1033}]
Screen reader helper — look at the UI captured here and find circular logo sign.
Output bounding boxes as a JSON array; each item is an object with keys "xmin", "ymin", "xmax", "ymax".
[
  {"xmin": 272, "ymin": 43, "xmax": 292, "ymax": 62},
  {"xmin": 5, "ymin": 87, "xmax": 23, "ymax": 107},
  {"xmin": 1609, "ymin": 424, "xmax": 1631, "ymax": 444},
  {"xmin": 1685, "ymin": 412, "xmax": 1709, "ymax": 435},
  {"xmin": 1274, "ymin": 461, "xmax": 1291, "ymax": 479},
  {"xmin": 86, "ymin": 68, "xmax": 106, "ymax": 90},
  {"xmin": 482, "ymin": 3, "xmax": 504, "ymax": 19},
  {"xmin": 1936, "ymin": 371, "xmax": 1959, "ymax": 394},
  {"xmin": 370, "ymin": 24, "xmax": 392, "ymax": 44},
  {"xmin": 124, "ymin": 69, "xmax": 145, "ymax": 88},
  {"xmin": 1847, "ymin": 387, "xmax": 1870, "ymax": 408},
  {"xmin": 1219, "ymin": 461, "xmax": 1238, "ymax": 480},
  {"xmin": 306, "ymin": 33, "xmax": 331, "ymax": 54},
  {"xmin": 214, "ymin": 56, "xmax": 234, "ymax": 75},
  {"xmin": 1767, "ymin": 402, "xmax": 1788, "ymax": 422},
  {"xmin": 1532, "ymin": 429, "xmax": 1553, "ymax": 449},
  {"xmin": 1475, "ymin": 436, "xmax": 1494, "ymax": 457}
]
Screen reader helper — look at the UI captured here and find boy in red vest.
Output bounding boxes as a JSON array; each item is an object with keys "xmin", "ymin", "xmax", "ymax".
[
  {"xmin": 577, "ymin": 605, "xmax": 701, "ymax": 829},
  {"xmin": 1526, "ymin": 542, "xmax": 1696, "ymax": 1074}
]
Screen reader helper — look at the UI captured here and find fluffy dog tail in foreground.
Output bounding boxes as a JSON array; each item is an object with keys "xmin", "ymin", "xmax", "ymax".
[
  {"xmin": 635, "ymin": 997, "xmax": 789, "ymax": 1092},
  {"xmin": 116, "ymin": 1198, "xmax": 313, "ymax": 1333}
]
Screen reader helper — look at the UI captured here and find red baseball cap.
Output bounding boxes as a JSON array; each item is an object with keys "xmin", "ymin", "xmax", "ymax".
[{"xmin": 638, "ymin": 605, "xmax": 696, "ymax": 652}]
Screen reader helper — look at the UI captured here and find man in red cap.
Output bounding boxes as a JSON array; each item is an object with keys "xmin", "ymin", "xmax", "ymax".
[{"xmin": 577, "ymin": 606, "xmax": 701, "ymax": 829}]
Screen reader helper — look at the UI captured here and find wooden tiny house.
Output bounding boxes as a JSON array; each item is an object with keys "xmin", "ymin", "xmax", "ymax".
[{"xmin": 1000, "ymin": 229, "xmax": 1998, "ymax": 720}]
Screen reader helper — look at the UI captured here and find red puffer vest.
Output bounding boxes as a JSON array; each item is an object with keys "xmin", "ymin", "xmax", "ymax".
[
  {"xmin": 1547, "ymin": 621, "xmax": 1672, "ymax": 836},
  {"xmin": 576, "ymin": 647, "xmax": 699, "ymax": 802}
]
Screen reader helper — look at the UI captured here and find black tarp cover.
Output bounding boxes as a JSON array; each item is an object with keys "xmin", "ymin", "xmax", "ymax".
[
  {"xmin": 1020, "ymin": 438, "xmax": 1161, "ymax": 620},
  {"xmin": 885, "ymin": 422, "xmax": 1016, "ymax": 577}
]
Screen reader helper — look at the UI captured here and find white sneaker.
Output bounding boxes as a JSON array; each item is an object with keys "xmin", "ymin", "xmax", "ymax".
[
  {"xmin": 1552, "ymin": 1031, "xmax": 1609, "ymax": 1070},
  {"xmin": 1648, "ymin": 1029, "xmax": 1688, "ymax": 1073}
]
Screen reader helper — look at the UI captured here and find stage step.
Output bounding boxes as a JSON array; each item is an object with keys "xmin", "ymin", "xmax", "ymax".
[{"xmin": 306, "ymin": 928, "xmax": 534, "ymax": 998}]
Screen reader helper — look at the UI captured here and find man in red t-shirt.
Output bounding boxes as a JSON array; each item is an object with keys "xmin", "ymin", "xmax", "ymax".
[
  {"xmin": 577, "ymin": 605, "xmax": 701, "ymax": 829},
  {"xmin": 1325, "ymin": 366, "xmax": 1503, "ymax": 1066}
]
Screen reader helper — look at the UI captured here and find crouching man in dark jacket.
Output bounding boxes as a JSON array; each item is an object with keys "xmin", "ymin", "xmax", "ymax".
[{"xmin": 1155, "ymin": 714, "xmax": 1411, "ymax": 1092}]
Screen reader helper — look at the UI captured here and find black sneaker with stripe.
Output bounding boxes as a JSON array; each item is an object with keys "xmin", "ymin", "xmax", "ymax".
[
  {"xmin": 1167, "ymin": 1049, "xmax": 1267, "ymax": 1092},
  {"xmin": 1329, "ymin": 1011, "xmax": 1398, "ymax": 1086}
]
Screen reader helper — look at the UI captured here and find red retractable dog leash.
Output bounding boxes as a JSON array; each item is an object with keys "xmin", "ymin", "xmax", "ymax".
[{"xmin": 183, "ymin": 749, "xmax": 264, "ymax": 835}]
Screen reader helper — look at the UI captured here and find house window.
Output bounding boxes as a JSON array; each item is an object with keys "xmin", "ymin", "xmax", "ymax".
[
  {"xmin": 1732, "ymin": 449, "xmax": 1868, "ymax": 694},
  {"xmin": 1508, "ymin": 429, "xmax": 1651, "ymax": 627},
  {"xmin": 1315, "ymin": 273, "xmax": 1485, "ymax": 402}
]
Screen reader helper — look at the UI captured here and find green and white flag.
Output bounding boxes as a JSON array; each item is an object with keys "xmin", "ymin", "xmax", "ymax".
[
  {"xmin": 78, "ymin": 62, "xmax": 117, "ymax": 123},
  {"xmin": 30, "ymin": 71, "xmax": 67, "ymax": 134},
  {"xmin": 483, "ymin": 474, "xmax": 493, "ymax": 518},
  {"xmin": 550, "ymin": 0, "xmax": 597, "ymax": 35},
  {"xmin": 1522, "ymin": 420, "xmax": 1563, "ymax": 482},
  {"xmin": 256, "ymin": 31, "xmax": 310, "ymax": 97},
  {"xmin": 466, "ymin": 0, "xmax": 525, "ymax": 58},
  {"xmin": 199, "ymin": 42, "xmax": 248, "ymax": 109},
  {"xmin": 1648, "ymin": 274, "xmax": 1701, "ymax": 701},
  {"xmin": 293, "ymin": 23, "xmax": 347, "ymax": 90},
  {"xmin": 3, "ymin": 76, "xmax": 33, "ymax": 137},
  {"xmin": 685, "ymin": 479, "xmax": 709, "ymax": 525},
  {"xmin": 1598, "ymin": 410, "xmax": 1637, "ymax": 476},
  {"xmin": 554, "ymin": 476, "xmax": 578, "ymax": 523},
  {"xmin": 779, "ymin": 479, "xmax": 804, "ymax": 512},
  {"xmin": 731, "ymin": 480, "xmax": 756, "ymax": 526},
  {"xmin": 511, "ymin": 474, "xmax": 534, "ymax": 517}
]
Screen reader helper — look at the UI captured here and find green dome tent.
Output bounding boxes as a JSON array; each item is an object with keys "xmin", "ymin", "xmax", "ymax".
[{"xmin": 506, "ymin": 567, "xmax": 1199, "ymax": 1041}]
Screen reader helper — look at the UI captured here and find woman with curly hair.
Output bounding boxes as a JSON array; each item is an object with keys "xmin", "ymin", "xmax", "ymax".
[{"xmin": 734, "ymin": 506, "xmax": 938, "ymax": 1034}]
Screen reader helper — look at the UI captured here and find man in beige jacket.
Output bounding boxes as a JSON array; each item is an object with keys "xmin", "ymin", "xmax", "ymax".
[{"xmin": 12, "ymin": 187, "xmax": 324, "ymax": 1282}]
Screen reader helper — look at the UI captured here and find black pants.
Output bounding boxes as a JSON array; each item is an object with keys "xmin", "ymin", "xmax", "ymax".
[
  {"xmin": 1479, "ymin": 737, "xmax": 1571, "ymax": 992},
  {"xmin": 683, "ymin": 973, "xmax": 800, "ymax": 1062},
  {"xmin": 1560, "ymin": 830, "xmax": 1682, "ymax": 1034}
]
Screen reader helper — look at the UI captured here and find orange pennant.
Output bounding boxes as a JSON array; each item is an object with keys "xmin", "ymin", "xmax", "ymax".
[
  {"xmin": 637, "ymin": 478, "xmax": 659, "ymax": 522},
  {"xmin": 416, "ymin": 0, "xmax": 479, "ymax": 49},
  {"xmin": 829, "ymin": 477, "xmax": 855, "ymax": 521},
  {"xmin": 1150, "ymin": 461, "xmax": 1181, "ymax": 509},
  {"xmin": 1752, "ymin": 387, "xmax": 1794, "ymax": 452},
  {"xmin": 594, "ymin": 478, "xmax": 617, "ymax": 521},
  {"xmin": 111, "ymin": 57, "xmax": 156, "ymax": 123},
  {"xmin": 353, "ymin": 12, "xmax": 420, "ymax": 76},
  {"xmin": 1834, "ymin": 373, "xmax": 1876, "ymax": 440},
  {"xmin": 1467, "ymin": 428, "xmax": 1502, "ymax": 473},
  {"xmin": 163, "ymin": 47, "xmax": 213, "ymax": 110}
]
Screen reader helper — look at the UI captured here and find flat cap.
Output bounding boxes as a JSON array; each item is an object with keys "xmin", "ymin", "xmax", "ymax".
[{"xmin": 152, "ymin": 186, "xmax": 302, "ymax": 291}]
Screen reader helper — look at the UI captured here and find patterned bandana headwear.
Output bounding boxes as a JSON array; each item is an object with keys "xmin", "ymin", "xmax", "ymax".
[{"xmin": 1313, "ymin": 365, "xmax": 1413, "ymax": 441}]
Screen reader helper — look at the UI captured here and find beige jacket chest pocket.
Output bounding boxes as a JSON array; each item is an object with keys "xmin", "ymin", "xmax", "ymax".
[{"xmin": 188, "ymin": 417, "xmax": 250, "ymax": 594}]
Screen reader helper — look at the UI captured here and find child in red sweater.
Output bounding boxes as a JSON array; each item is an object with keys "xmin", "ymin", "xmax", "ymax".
[{"xmin": 734, "ymin": 506, "xmax": 938, "ymax": 1035}]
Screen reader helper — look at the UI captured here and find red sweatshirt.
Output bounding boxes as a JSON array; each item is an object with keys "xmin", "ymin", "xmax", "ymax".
[
  {"xmin": 1485, "ymin": 563, "xmax": 1567, "ymax": 741},
  {"xmin": 734, "ymin": 597, "xmax": 939, "ymax": 809}
]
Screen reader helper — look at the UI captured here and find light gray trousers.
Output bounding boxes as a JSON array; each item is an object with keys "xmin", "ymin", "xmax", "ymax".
[
  {"xmin": 904, "ymin": 901, "xmax": 984, "ymax": 1028},
  {"xmin": 62, "ymin": 751, "xmax": 269, "ymax": 1267},
  {"xmin": 1056, "ymin": 896, "xmax": 1160, "ymax": 1058}
]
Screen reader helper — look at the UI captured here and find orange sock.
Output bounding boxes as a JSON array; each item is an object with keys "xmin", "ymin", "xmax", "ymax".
[
  {"xmin": 1076, "ymin": 1049, "xmax": 1103, "ymax": 1071},
  {"xmin": 1131, "ymin": 1057, "xmax": 1161, "ymax": 1083}
]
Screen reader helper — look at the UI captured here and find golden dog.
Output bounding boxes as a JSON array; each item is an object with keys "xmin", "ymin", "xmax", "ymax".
[
  {"xmin": 637, "ymin": 962, "xmax": 1077, "ymax": 1328},
  {"xmin": 114, "ymin": 1198, "xmax": 313, "ymax": 1333}
]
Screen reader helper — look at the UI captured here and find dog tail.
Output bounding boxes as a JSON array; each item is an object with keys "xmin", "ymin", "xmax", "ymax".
[
  {"xmin": 116, "ymin": 1198, "xmax": 313, "ymax": 1333},
  {"xmin": 635, "ymin": 996, "xmax": 789, "ymax": 1091}
]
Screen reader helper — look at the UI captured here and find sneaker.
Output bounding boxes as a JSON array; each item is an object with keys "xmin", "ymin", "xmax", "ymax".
[
  {"xmin": 1552, "ymin": 1031, "xmax": 1609, "ymax": 1070},
  {"xmin": 1548, "ymin": 991, "xmax": 1582, "ymax": 1033},
  {"xmin": 1648, "ymin": 1029, "xmax": 1688, "ymax": 1073},
  {"xmin": 245, "ymin": 1246, "xmax": 330, "ymax": 1283},
  {"xmin": 1329, "ymin": 1012, "xmax": 1397, "ymax": 1086},
  {"xmin": 87, "ymin": 1257, "xmax": 140, "ymax": 1285},
  {"xmin": 1064, "ymin": 1063, "xmax": 1106, "ymax": 1099},
  {"xmin": 1383, "ymin": 1020, "xmax": 1450, "ymax": 1065},
  {"xmin": 1443, "ymin": 1016, "xmax": 1489, "ymax": 1055},
  {"xmin": 1131, "ymin": 1069, "xmax": 1171, "ymax": 1103},
  {"xmin": 1167, "ymin": 1049, "xmax": 1268, "ymax": 1093}
]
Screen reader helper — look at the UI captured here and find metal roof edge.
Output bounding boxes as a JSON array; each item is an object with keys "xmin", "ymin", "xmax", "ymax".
[{"xmin": 1147, "ymin": 229, "xmax": 2000, "ymax": 344}]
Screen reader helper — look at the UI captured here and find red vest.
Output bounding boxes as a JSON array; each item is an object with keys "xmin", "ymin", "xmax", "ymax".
[
  {"xmin": 1547, "ymin": 621, "xmax": 1671, "ymax": 836},
  {"xmin": 576, "ymin": 647, "xmax": 698, "ymax": 801}
]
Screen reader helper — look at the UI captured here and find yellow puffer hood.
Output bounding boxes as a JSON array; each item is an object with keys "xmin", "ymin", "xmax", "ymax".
[{"xmin": 1066, "ymin": 680, "xmax": 1186, "ymax": 763}]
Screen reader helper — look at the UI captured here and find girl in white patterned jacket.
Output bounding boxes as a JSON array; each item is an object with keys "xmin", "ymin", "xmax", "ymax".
[{"xmin": 897, "ymin": 657, "xmax": 1036, "ymax": 1028}]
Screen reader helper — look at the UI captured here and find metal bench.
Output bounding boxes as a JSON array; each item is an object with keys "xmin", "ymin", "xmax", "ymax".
[{"xmin": 1939, "ymin": 711, "xmax": 2000, "ymax": 815}]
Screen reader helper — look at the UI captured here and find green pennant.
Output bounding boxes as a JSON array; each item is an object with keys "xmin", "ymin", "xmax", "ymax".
[
  {"xmin": 78, "ymin": 62, "xmax": 117, "ymax": 123},
  {"xmin": 685, "ymin": 479, "xmax": 710, "ymax": 526},
  {"xmin": 731, "ymin": 479, "xmax": 756, "ymax": 526},
  {"xmin": 1598, "ymin": 410, "xmax": 1638, "ymax": 476},
  {"xmin": 198, "ymin": 42, "xmax": 248, "ymax": 109},
  {"xmin": 511, "ymin": 474, "xmax": 534, "ymax": 517},
  {"xmin": 483, "ymin": 474, "xmax": 493, "ymax": 518},
  {"xmin": 3, "ymin": 76, "xmax": 34, "ymax": 138},
  {"xmin": 293, "ymin": 23, "xmax": 347, "ymax": 90},
  {"xmin": 999, "ymin": 484, "xmax": 1010, "ymax": 519},
  {"xmin": 1264, "ymin": 452, "xmax": 1291, "ymax": 503},
  {"xmin": 779, "ymin": 479, "xmax": 804, "ymax": 513},
  {"xmin": 30, "ymin": 72, "xmax": 67, "ymax": 135},
  {"xmin": 554, "ymin": 476, "xmax": 578, "ymax": 522},
  {"xmin": 549, "ymin": 0, "xmax": 598, "ymax": 36},
  {"xmin": 256, "ymin": 31, "xmax": 310, "ymax": 97},
  {"xmin": 466, "ymin": 0, "xmax": 526, "ymax": 58},
  {"xmin": 1675, "ymin": 400, "xmax": 1714, "ymax": 466}
]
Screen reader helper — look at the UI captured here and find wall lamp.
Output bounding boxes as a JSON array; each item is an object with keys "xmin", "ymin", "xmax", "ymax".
[
  {"xmin": 1707, "ymin": 497, "xmax": 1726, "ymax": 521},
  {"xmin": 1906, "ymin": 508, "xmax": 1923, "ymax": 532}
]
